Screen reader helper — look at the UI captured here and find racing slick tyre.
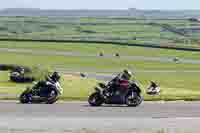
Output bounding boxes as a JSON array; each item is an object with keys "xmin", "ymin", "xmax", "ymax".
[
  {"xmin": 19, "ymin": 92, "xmax": 31, "ymax": 104},
  {"xmin": 125, "ymin": 92, "xmax": 143, "ymax": 107},
  {"xmin": 45, "ymin": 90, "xmax": 59, "ymax": 104},
  {"xmin": 88, "ymin": 92, "xmax": 104, "ymax": 106}
]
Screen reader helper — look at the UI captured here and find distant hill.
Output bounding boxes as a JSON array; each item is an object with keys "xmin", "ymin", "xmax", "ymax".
[
  {"xmin": 0, "ymin": 8, "xmax": 200, "ymax": 19},
  {"xmin": 0, "ymin": 8, "xmax": 129, "ymax": 17},
  {"xmin": 129, "ymin": 9, "xmax": 200, "ymax": 19}
]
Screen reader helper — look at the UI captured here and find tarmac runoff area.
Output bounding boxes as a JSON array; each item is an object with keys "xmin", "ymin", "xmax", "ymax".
[{"xmin": 0, "ymin": 101, "xmax": 200, "ymax": 133}]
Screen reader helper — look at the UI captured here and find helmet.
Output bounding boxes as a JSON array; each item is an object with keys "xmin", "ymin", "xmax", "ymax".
[
  {"xmin": 20, "ymin": 68, "xmax": 25, "ymax": 74},
  {"xmin": 122, "ymin": 69, "xmax": 132, "ymax": 80},
  {"xmin": 50, "ymin": 72, "xmax": 61, "ymax": 82}
]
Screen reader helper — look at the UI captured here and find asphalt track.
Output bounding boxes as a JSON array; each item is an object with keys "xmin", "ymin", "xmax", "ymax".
[{"xmin": 1, "ymin": 101, "xmax": 200, "ymax": 133}]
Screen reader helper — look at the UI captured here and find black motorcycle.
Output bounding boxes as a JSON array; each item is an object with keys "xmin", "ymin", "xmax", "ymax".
[
  {"xmin": 88, "ymin": 80, "xmax": 143, "ymax": 107},
  {"xmin": 19, "ymin": 81, "xmax": 61, "ymax": 104},
  {"xmin": 10, "ymin": 71, "xmax": 35, "ymax": 83}
]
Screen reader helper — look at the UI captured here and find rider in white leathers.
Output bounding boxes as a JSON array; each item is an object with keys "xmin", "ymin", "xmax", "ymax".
[{"xmin": 45, "ymin": 72, "xmax": 63, "ymax": 95}]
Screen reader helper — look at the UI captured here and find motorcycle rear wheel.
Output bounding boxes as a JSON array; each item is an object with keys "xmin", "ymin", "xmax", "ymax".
[
  {"xmin": 19, "ymin": 92, "xmax": 31, "ymax": 104},
  {"xmin": 125, "ymin": 92, "xmax": 142, "ymax": 107}
]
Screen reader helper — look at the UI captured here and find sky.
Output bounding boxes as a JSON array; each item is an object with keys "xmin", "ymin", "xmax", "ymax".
[{"xmin": 0, "ymin": 0, "xmax": 199, "ymax": 10}]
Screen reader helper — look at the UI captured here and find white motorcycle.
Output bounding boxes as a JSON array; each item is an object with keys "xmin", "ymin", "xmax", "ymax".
[{"xmin": 146, "ymin": 81, "xmax": 160, "ymax": 96}]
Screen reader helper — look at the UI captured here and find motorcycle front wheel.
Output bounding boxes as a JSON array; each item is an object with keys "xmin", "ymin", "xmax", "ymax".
[
  {"xmin": 45, "ymin": 90, "xmax": 59, "ymax": 104},
  {"xmin": 88, "ymin": 92, "xmax": 104, "ymax": 106}
]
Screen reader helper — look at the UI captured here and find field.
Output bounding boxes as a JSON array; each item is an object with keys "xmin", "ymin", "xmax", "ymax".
[
  {"xmin": 1, "ymin": 41, "xmax": 200, "ymax": 59},
  {"xmin": 0, "ymin": 41, "xmax": 200, "ymax": 101},
  {"xmin": 0, "ymin": 17, "xmax": 200, "ymax": 48},
  {"xmin": 0, "ymin": 17, "xmax": 200, "ymax": 101}
]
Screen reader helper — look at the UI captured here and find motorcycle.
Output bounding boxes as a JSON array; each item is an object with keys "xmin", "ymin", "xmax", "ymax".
[
  {"xmin": 10, "ymin": 71, "xmax": 35, "ymax": 83},
  {"xmin": 19, "ymin": 81, "xmax": 62, "ymax": 104},
  {"xmin": 88, "ymin": 79, "xmax": 143, "ymax": 107},
  {"xmin": 146, "ymin": 81, "xmax": 160, "ymax": 95}
]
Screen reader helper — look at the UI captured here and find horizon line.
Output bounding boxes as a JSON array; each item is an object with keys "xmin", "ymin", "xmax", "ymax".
[{"xmin": 1, "ymin": 8, "xmax": 200, "ymax": 11}]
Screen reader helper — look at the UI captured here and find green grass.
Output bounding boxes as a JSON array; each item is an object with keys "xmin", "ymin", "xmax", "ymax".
[
  {"xmin": 0, "ymin": 16, "xmax": 200, "ymax": 48},
  {"xmin": 0, "ymin": 41, "xmax": 199, "ymax": 101},
  {"xmin": 137, "ymin": 72, "xmax": 200, "ymax": 101},
  {"xmin": 0, "ymin": 41, "xmax": 200, "ymax": 60},
  {"xmin": 0, "ymin": 71, "xmax": 99, "ymax": 100},
  {"xmin": 0, "ymin": 72, "xmax": 30, "ymax": 96},
  {"xmin": 1, "ymin": 71, "xmax": 200, "ymax": 101},
  {"xmin": 60, "ymin": 75, "xmax": 99, "ymax": 100},
  {"xmin": 0, "ymin": 52, "xmax": 199, "ymax": 71},
  {"xmin": 0, "ymin": 17, "xmax": 200, "ymax": 101}
]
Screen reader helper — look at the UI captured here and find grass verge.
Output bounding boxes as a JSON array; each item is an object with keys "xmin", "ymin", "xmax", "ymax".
[
  {"xmin": 1, "ymin": 71, "xmax": 200, "ymax": 101},
  {"xmin": 0, "ymin": 52, "xmax": 199, "ymax": 71},
  {"xmin": 1, "ymin": 41, "xmax": 200, "ymax": 59}
]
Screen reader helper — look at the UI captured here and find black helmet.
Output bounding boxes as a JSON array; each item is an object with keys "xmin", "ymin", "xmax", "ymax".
[
  {"xmin": 122, "ymin": 69, "xmax": 132, "ymax": 80},
  {"xmin": 50, "ymin": 72, "xmax": 61, "ymax": 82}
]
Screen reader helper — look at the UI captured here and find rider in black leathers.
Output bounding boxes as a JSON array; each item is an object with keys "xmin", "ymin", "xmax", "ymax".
[{"xmin": 104, "ymin": 69, "xmax": 133, "ymax": 96}]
